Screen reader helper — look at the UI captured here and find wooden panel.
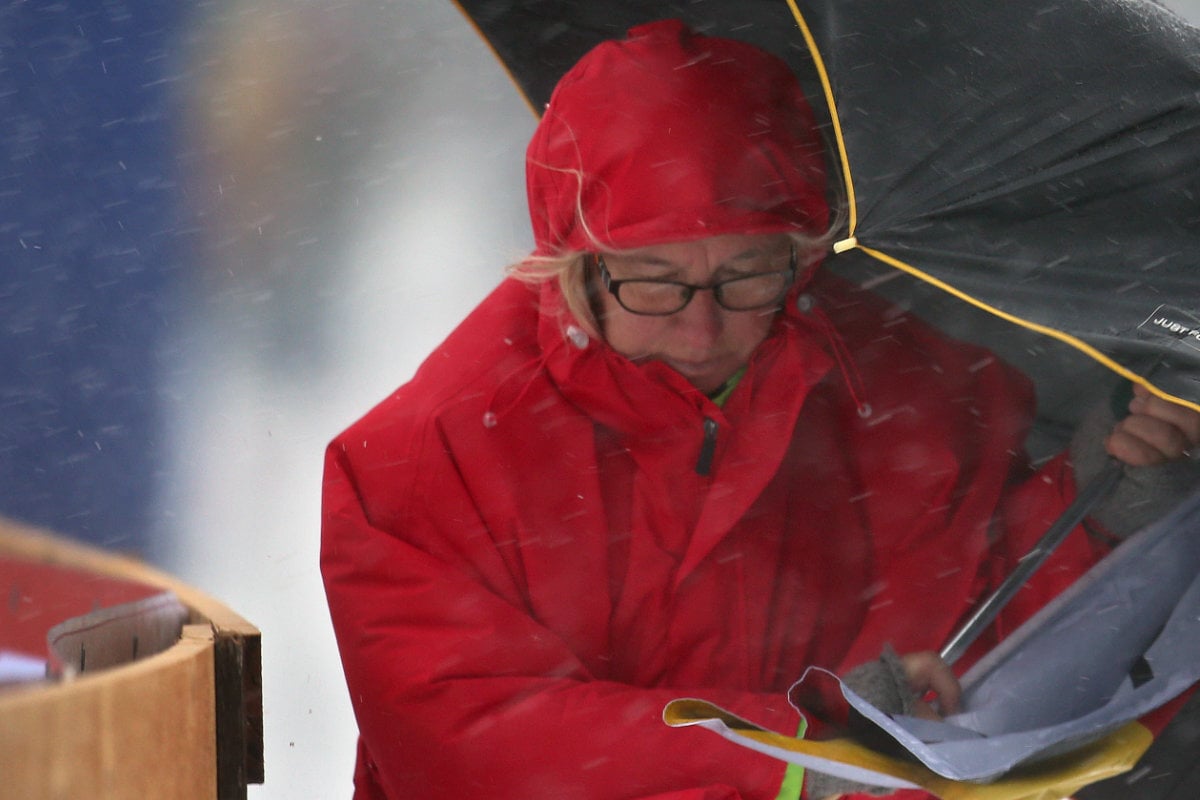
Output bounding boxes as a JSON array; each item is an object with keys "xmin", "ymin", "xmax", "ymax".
[
  {"xmin": 0, "ymin": 625, "xmax": 216, "ymax": 800},
  {"xmin": 0, "ymin": 519, "xmax": 264, "ymax": 798}
]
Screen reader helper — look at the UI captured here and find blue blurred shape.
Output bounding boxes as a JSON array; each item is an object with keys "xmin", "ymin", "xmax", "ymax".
[{"xmin": 0, "ymin": 1, "xmax": 189, "ymax": 553}]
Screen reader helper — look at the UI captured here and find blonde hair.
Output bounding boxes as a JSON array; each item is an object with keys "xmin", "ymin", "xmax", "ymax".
[{"xmin": 508, "ymin": 251, "xmax": 596, "ymax": 334}]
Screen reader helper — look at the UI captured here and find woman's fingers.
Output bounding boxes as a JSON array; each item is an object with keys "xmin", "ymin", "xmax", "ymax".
[
  {"xmin": 900, "ymin": 651, "xmax": 961, "ymax": 717},
  {"xmin": 1107, "ymin": 386, "xmax": 1200, "ymax": 466}
]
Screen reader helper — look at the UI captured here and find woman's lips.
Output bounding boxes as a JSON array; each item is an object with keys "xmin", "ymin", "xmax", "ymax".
[{"xmin": 663, "ymin": 357, "xmax": 733, "ymax": 391}]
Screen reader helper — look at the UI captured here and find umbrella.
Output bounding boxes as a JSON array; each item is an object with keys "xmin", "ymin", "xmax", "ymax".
[
  {"xmin": 450, "ymin": 0, "xmax": 1200, "ymax": 792},
  {"xmin": 789, "ymin": 0, "xmax": 1200, "ymax": 414},
  {"xmin": 452, "ymin": 0, "xmax": 1200, "ymax": 413}
]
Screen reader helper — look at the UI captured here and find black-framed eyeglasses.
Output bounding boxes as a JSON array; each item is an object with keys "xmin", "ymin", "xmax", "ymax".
[{"xmin": 596, "ymin": 245, "xmax": 797, "ymax": 316}]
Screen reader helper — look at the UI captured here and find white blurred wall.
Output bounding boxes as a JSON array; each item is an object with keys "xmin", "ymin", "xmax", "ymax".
[{"xmin": 160, "ymin": 1, "xmax": 533, "ymax": 796}]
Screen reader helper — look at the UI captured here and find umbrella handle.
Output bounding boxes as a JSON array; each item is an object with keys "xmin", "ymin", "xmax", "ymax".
[{"xmin": 939, "ymin": 458, "xmax": 1124, "ymax": 666}]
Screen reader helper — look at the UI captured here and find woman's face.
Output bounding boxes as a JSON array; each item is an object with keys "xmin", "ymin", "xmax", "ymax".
[{"xmin": 594, "ymin": 233, "xmax": 793, "ymax": 394}]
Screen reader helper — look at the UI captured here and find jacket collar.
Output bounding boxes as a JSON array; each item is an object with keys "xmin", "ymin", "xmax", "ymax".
[
  {"xmin": 535, "ymin": 280, "xmax": 836, "ymax": 437},
  {"xmin": 534, "ymin": 279, "xmax": 841, "ymax": 586}
]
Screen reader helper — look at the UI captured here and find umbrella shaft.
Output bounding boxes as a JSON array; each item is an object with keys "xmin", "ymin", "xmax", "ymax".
[{"xmin": 940, "ymin": 458, "xmax": 1124, "ymax": 665}]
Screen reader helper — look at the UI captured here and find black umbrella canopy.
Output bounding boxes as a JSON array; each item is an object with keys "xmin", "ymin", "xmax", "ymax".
[
  {"xmin": 452, "ymin": 0, "xmax": 1200, "ymax": 412},
  {"xmin": 800, "ymin": 0, "xmax": 1200, "ymax": 410}
]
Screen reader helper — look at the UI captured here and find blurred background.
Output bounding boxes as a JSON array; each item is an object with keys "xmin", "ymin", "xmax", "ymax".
[{"xmin": 1, "ymin": 1, "xmax": 1198, "ymax": 796}]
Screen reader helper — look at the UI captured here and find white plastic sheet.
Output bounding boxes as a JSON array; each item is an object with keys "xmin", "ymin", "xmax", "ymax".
[{"xmin": 810, "ymin": 488, "xmax": 1200, "ymax": 782}]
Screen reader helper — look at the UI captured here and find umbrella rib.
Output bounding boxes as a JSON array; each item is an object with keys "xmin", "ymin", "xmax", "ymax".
[
  {"xmin": 857, "ymin": 245, "xmax": 1200, "ymax": 414},
  {"xmin": 939, "ymin": 459, "xmax": 1124, "ymax": 665},
  {"xmin": 785, "ymin": 0, "xmax": 857, "ymax": 239}
]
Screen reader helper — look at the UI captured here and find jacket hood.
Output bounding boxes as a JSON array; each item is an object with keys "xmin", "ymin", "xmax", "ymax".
[{"xmin": 526, "ymin": 19, "xmax": 829, "ymax": 256}]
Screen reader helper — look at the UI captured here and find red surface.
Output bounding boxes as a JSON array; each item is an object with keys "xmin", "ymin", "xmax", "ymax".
[{"xmin": 1, "ymin": 555, "xmax": 163, "ymax": 658}]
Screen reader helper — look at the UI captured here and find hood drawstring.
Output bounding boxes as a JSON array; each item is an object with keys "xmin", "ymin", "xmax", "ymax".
[
  {"xmin": 794, "ymin": 293, "xmax": 872, "ymax": 419},
  {"xmin": 481, "ymin": 323, "xmax": 590, "ymax": 428},
  {"xmin": 482, "ymin": 351, "xmax": 550, "ymax": 428}
]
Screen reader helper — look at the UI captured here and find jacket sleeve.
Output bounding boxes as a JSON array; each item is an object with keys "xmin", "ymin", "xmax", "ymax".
[{"xmin": 320, "ymin": 436, "xmax": 805, "ymax": 800}]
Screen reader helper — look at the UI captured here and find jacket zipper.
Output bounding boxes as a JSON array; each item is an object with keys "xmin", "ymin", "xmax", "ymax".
[{"xmin": 695, "ymin": 417, "xmax": 718, "ymax": 476}]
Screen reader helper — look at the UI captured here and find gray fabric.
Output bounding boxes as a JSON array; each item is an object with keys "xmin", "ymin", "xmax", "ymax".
[
  {"xmin": 1069, "ymin": 401, "xmax": 1200, "ymax": 538},
  {"xmin": 804, "ymin": 771, "xmax": 884, "ymax": 799},
  {"xmin": 842, "ymin": 646, "xmax": 914, "ymax": 718},
  {"xmin": 804, "ymin": 648, "xmax": 911, "ymax": 799}
]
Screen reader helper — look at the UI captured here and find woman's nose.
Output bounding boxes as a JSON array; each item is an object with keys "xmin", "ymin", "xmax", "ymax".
[{"xmin": 674, "ymin": 288, "xmax": 724, "ymax": 347}]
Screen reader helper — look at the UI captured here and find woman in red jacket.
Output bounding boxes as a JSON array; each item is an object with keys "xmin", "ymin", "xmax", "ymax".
[{"xmin": 321, "ymin": 20, "xmax": 1200, "ymax": 800}]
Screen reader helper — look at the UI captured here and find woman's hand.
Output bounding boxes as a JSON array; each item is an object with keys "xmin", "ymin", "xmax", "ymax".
[
  {"xmin": 813, "ymin": 651, "xmax": 963, "ymax": 799},
  {"xmin": 1106, "ymin": 385, "xmax": 1200, "ymax": 466},
  {"xmin": 900, "ymin": 651, "xmax": 961, "ymax": 720}
]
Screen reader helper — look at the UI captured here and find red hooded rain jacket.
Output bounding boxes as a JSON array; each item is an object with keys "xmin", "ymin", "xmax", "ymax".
[{"xmin": 321, "ymin": 271, "xmax": 1107, "ymax": 800}]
